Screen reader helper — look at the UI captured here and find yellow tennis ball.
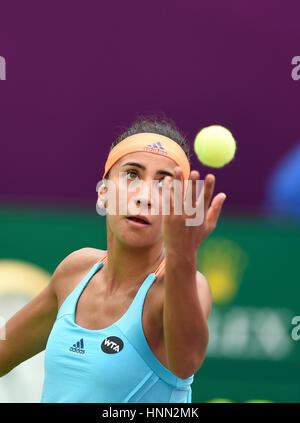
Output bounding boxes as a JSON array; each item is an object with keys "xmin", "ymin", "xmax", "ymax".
[{"xmin": 194, "ymin": 125, "xmax": 236, "ymax": 168}]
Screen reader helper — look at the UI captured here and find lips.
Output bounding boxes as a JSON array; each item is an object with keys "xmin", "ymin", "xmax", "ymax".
[{"xmin": 126, "ymin": 215, "xmax": 150, "ymax": 225}]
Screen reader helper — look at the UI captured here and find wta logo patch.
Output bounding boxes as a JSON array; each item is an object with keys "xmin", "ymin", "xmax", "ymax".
[
  {"xmin": 143, "ymin": 141, "xmax": 168, "ymax": 156},
  {"xmin": 101, "ymin": 336, "xmax": 124, "ymax": 354}
]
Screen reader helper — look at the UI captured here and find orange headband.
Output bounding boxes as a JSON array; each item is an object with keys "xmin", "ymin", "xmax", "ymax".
[{"xmin": 102, "ymin": 133, "xmax": 190, "ymax": 181}]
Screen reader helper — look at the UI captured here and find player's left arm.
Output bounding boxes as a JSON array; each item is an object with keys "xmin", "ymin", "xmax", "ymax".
[
  {"xmin": 163, "ymin": 256, "xmax": 212, "ymax": 379},
  {"xmin": 195, "ymin": 270, "xmax": 212, "ymax": 320},
  {"xmin": 162, "ymin": 167, "xmax": 226, "ymax": 379}
]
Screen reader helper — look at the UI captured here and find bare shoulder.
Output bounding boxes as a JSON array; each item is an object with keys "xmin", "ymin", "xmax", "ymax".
[
  {"xmin": 51, "ymin": 247, "xmax": 107, "ymax": 301},
  {"xmin": 52, "ymin": 247, "xmax": 106, "ymax": 281}
]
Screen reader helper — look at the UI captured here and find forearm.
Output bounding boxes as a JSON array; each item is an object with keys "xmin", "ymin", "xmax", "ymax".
[{"xmin": 163, "ymin": 250, "xmax": 209, "ymax": 379}]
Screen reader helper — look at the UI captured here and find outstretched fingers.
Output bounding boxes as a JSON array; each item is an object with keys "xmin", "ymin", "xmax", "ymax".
[
  {"xmin": 206, "ymin": 192, "xmax": 227, "ymax": 232},
  {"xmin": 203, "ymin": 174, "xmax": 216, "ymax": 215},
  {"xmin": 184, "ymin": 169, "xmax": 200, "ymax": 210}
]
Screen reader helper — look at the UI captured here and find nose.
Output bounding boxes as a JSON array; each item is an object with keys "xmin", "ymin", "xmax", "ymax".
[
  {"xmin": 135, "ymin": 184, "xmax": 152, "ymax": 209},
  {"xmin": 130, "ymin": 179, "xmax": 155, "ymax": 214},
  {"xmin": 135, "ymin": 198, "xmax": 152, "ymax": 211}
]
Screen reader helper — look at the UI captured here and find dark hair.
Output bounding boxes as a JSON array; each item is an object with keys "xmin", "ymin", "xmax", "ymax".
[{"xmin": 105, "ymin": 114, "xmax": 190, "ymax": 179}]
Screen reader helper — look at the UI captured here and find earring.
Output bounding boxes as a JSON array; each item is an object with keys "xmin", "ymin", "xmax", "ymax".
[{"xmin": 97, "ymin": 199, "xmax": 107, "ymax": 216}]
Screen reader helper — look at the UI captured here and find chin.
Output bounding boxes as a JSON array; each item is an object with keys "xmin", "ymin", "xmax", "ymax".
[
  {"xmin": 108, "ymin": 217, "xmax": 153, "ymax": 246},
  {"xmin": 120, "ymin": 231, "xmax": 155, "ymax": 248}
]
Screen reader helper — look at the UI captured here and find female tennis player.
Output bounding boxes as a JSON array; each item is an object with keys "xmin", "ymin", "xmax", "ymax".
[{"xmin": 0, "ymin": 116, "xmax": 226, "ymax": 403}]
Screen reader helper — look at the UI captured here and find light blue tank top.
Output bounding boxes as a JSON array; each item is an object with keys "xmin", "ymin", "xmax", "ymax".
[{"xmin": 41, "ymin": 255, "xmax": 194, "ymax": 403}]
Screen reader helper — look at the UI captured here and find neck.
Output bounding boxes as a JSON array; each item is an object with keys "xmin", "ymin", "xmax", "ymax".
[{"xmin": 102, "ymin": 224, "xmax": 165, "ymax": 295}]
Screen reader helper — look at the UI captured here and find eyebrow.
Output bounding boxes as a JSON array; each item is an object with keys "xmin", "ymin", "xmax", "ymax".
[{"xmin": 121, "ymin": 162, "xmax": 174, "ymax": 177}]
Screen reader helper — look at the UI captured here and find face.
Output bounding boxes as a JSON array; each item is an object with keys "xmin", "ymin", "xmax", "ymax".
[{"xmin": 98, "ymin": 151, "xmax": 179, "ymax": 248}]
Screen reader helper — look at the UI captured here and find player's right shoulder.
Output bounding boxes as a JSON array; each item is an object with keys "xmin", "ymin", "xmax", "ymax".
[{"xmin": 50, "ymin": 247, "xmax": 107, "ymax": 294}]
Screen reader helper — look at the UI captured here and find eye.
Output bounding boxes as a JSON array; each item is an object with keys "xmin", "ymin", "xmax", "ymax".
[
  {"xmin": 126, "ymin": 170, "xmax": 139, "ymax": 181},
  {"xmin": 157, "ymin": 178, "xmax": 165, "ymax": 187}
]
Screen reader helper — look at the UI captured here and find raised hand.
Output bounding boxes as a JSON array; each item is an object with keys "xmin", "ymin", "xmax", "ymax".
[{"xmin": 161, "ymin": 166, "xmax": 227, "ymax": 255}]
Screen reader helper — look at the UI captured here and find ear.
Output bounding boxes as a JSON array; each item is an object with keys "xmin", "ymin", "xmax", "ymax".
[{"xmin": 97, "ymin": 182, "xmax": 108, "ymax": 208}]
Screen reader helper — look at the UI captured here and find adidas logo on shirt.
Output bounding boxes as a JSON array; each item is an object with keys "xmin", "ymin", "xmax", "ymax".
[
  {"xmin": 69, "ymin": 338, "xmax": 85, "ymax": 354},
  {"xmin": 144, "ymin": 141, "xmax": 168, "ymax": 156}
]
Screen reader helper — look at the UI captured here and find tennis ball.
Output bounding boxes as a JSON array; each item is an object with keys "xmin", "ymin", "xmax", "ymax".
[{"xmin": 194, "ymin": 125, "xmax": 236, "ymax": 168}]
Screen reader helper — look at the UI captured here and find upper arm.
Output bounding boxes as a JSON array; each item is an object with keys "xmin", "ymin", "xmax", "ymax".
[
  {"xmin": 196, "ymin": 271, "xmax": 212, "ymax": 320},
  {"xmin": 0, "ymin": 273, "xmax": 58, "ymax": 376},
  {"xmin": 0, "ymin": 247, "xmax": 100, "ymax": 377}
]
